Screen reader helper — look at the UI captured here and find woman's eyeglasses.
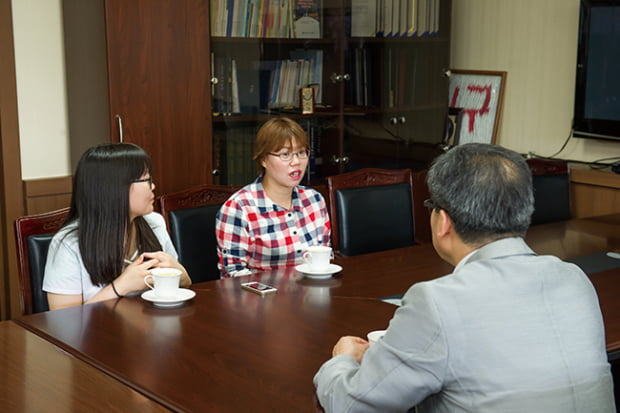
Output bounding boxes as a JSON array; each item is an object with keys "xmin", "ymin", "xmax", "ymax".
[
  {"xmin": 267, "ymin": 149, "xmax": 310, "ymax": 162},
  {"xmin": 132, "ymin": 177, "xmax": 153, "ymax": 186}
]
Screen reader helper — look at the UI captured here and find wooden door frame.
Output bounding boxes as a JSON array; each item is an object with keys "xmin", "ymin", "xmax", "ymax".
[{"xmin": 0, "ymin": 0, "xmax": 26, "ymax": 320}]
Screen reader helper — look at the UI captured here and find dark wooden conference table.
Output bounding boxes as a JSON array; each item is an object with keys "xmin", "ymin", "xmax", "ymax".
[{"xmin": 9, "ymin": 214, "xmax": 620, "ymax": 412}]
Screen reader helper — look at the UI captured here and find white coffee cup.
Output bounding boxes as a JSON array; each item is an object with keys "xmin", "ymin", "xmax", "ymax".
[
  {"xmin": 303, "ymin": 245, "xmax": 333, "ymax": 272},
  {"xmin": 367, "ymin": 330, "xmax": 387, "ymax": 346},
  {"xmin": 144, "ymin": 268, "xmax": 182, "ymax": 298}
]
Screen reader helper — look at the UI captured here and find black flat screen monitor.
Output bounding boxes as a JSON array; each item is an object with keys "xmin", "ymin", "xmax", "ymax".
[{"xmin": 573, "ymin": 0, "xmax": 620, "ymax": 141}]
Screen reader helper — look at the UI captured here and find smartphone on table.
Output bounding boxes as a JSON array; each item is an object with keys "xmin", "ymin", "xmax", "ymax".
[{"xmin": 241, "ymin": 282, "xmax": 278, "ymax": 296}]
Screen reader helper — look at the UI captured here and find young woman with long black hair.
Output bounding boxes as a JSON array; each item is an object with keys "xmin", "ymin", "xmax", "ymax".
[{"xmin": 43, "ymin": 143, "xmax": 190, "ymax": 310}]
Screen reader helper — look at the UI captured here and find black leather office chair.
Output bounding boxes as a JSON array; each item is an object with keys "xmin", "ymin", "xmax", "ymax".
[
  {"xmin": 327, "ymin": 168, "xmax": 416, "ymax": 256},
  {"xmin": 526, "ymin": 159, "xmax": 571, "ymax": 225},
  {"xmin": 158, "ymin": 185, "xmax": 239, "ymax": 283},
  {"xmin": 14, "ymin": 207, "xmax": 70, "ymax": 315}
]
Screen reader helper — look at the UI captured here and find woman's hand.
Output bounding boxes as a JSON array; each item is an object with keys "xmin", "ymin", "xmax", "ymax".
[
  {"xmin": 113, "ymin": 254, "xmax": 161, "ymax": 295},
  {"xmin": 142, "ymin": 251, "xmax": 192, "ymax": 287}
]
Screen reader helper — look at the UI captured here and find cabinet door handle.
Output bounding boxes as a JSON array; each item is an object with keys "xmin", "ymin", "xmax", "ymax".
[
  {"xmin": 115, "ymin": 114, "xmax": 124, "ymax": 142},
  {"xmin": 399, "ymin": 116, "xmax": 406, "ymax": 124},
  {"xmin": 212, "ymin": 169, "xmax": 221, "ymax": 176},
  {"xmin": 330, "ymin": 155, "xmax": 341, "ymax": 165},
  {"xmin": 341, "ymin": 156, "xmax": 350, "ymax": 164},
  {"xmin": 331, "ymin": 73, "xmax": 342, "ymax": 83},
  {"xmin": 211, "ymin": 77, "xmax": 219, "ymax": 85},
  {"xmin": 343, "ymin": 73, "xmax": 350, "ymax": 81},
  {"xmin": 390, "ymin": 117, "xmax": 398, "ymax": 125}
]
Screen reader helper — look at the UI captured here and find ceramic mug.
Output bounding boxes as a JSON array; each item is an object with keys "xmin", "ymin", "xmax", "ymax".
[
  {"xmin": 143, "ymin": 268, "xmax": 182, "ymax": 298},
  {"xmin": 303, "ymin": 246, "xmax": 333, "ymax": 272},
  {"xmin": 367, "ymin": 330, "xmax": 387, "ymax": 346}
]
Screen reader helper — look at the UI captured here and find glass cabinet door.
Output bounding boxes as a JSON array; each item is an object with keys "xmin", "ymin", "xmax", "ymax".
[
  {"xmin": 209, "ymin": 0, "xmax": 345, "ymax": 186},
  {"xmin": 343, "ymin": 0, "xmax": 451, "ymax": 173}
]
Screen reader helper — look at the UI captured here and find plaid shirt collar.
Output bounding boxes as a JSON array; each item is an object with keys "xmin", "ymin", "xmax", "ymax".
[{"xmin": 252, "ymin": 175, "xmax": 302, "ymax": 213}]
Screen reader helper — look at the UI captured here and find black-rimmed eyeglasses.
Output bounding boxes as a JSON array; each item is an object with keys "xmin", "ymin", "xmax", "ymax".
[
  {"xmin": 132, "ymin": 177, "xmax": 153, "ymax": 186},
  {"xmin": 424, "ymin": 198, "xmax": 443, "ymax": 213},
  {"xmin": 267, "ymin": 149, "xmax": 310, "ymax": 162}
]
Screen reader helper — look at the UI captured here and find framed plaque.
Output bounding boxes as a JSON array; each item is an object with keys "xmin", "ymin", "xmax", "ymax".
[
  {"xmin": 300, "ymin": 87, "xmax": 315, "ymax": 114},
  {"xmin": 448, "ymin": 70, "xmax": 507, "ymax": 144}
]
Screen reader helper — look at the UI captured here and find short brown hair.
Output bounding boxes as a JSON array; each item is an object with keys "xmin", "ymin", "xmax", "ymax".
[{"xmin": 253, "ymin": 117, "xmax": 309, "ymax": 174}]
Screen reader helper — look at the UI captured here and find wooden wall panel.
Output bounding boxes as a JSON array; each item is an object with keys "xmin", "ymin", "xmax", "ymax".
[
  {"xmin": 23, "ymin": 176, "xmax": 72, "ymax": 215},
  {"xmin": 570, "ymin": 167, "xmax": 620, "ymax": 218}
]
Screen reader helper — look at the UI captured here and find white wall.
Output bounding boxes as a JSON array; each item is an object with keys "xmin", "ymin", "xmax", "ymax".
[
  {"xmin": 12, "ymin": 0, "xmax": 70, "ymax": 180},
  {"xmin": 451, "ymin": 0, "xmax": 619, "ymax": 162}
]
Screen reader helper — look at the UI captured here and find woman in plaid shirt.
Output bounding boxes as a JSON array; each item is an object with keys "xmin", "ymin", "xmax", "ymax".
[{"xmin": 216, "ymin": 117, "xmax": 331, "ymax": 277}]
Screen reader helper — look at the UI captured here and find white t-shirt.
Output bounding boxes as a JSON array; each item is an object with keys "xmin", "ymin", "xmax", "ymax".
[{"xmin": 43, "ymin": 212, "xmax": 177, "ymax": 302}]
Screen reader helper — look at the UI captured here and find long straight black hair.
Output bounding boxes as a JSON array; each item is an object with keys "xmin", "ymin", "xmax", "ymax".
[{"xmin": 65, "ymin": 143, "xmax": 161, "ymax": 286}]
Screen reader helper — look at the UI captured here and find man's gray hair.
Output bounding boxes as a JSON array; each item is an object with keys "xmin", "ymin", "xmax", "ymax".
[{"xmin": 426, "ymin": 143, "xmax": 534, "ymax": 244}]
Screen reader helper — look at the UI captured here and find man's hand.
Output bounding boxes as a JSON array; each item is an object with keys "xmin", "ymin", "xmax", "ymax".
[{"xmin": 332, "ymin": 336, "xmax": 370, "ymax": 363}]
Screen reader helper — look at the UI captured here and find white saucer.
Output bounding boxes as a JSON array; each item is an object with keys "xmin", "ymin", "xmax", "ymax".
[
  {"xmin": 141, "ymin": 288, "xmax": 196, "ymax": 308},
  {"xmin": 295, "ymin": 263, "xmax": 343, "ymax": 279}
]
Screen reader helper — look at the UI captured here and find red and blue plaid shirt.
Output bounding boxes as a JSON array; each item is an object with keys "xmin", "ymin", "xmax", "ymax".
[{"xmin": 216, "ymin": 176, "xmax": 331, "ymax": 277}]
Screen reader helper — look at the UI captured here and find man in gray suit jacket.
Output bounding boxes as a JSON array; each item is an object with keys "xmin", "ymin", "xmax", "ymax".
[{"xmin": 314, "ymin": 143, "xmax": 615, "ymax": 412}]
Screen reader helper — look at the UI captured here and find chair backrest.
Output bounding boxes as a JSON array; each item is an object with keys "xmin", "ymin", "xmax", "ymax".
[
  {"xmin": 526, "ymin": 159, "xmax": 571, "ymax": 225},
  {"xmin": 14, "ymin": 207, "xmax": 70, "ymax": 315},
  {"xmin": 327, "ymin": 168, "xmax": 416, "ymax": 256},
  {"xmin": 158, "ymin": 185, "xmax": 239, "ymax": 283}
]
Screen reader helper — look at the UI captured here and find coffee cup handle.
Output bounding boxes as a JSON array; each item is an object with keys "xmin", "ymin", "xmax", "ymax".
[
  {"xmin": 144, "ymin": 275, "xmax": 155, "ymax": 290},
  {"xmin": 303, "ymin": 251, "xmax": 312, "ymax": 265}
]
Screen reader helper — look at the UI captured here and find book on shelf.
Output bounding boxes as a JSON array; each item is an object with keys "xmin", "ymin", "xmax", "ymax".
[
  {"xmin": 231, "ymin": 59, "xmax": 240, "ymax": 113},
  {"xmin": 416, "ymin": 0, "xmax": 429, "ymax": 36},
  {"xmin": 398, "ymin": 0, "xmax": 409, "ymax": 36},
  {"xmin": 382, "ymin": 0, "xmax": 393, "ymax": 37},
  {"xmin": 247, "ymin": 0, "xmax": 259, "ymax": 37},
  {"xmin": 432, "ymin": 0, "xmax": 440, "ymax": 34},
  {"xmin": 293, "ymin": 0, "xmax": 321, "ymax": 39},
  {"xmin": 351, "ymin": 0, "xmax": 377, "ymax": 37},
  {"xmin": 376, "ymin": 1, "xmax": 383, "ymax": 36},
  {"xmin": 406, "ymin": 0, "xmax": 418, "ymax": 36},
  {"xmin": 391, "ymin": 0, "xmax": 400, "ymax": 36},
  {"xmin": 226, "ymin": 0, "xmax": 234, "ymax": 37}
]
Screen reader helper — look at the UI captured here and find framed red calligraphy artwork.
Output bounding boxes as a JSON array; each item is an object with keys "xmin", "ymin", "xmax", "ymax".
[{"xmin": 448, "ymin": 69, "xmax": 507, "ymax": 145}]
